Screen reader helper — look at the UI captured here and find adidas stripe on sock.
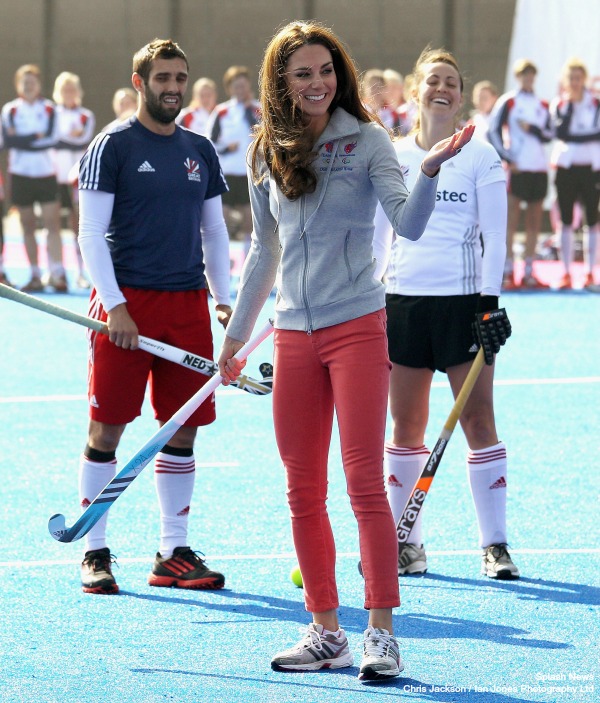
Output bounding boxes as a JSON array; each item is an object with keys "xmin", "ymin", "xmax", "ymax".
[
  {"xmin": 154, "ymin": 448, "xmax": 196, "ymax": 557},
  {"xmin": 384, "ymin": 443, "xmax": 429, "ymax": 546},
  {"xmin": 467, "ymin": 442, "xmax": 508, "ymax": 548}
]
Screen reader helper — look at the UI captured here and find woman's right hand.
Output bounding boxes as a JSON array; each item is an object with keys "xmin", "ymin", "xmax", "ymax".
[{"xmin": 218, "ymin": 335, "xmax": 247, "ymax": 384}]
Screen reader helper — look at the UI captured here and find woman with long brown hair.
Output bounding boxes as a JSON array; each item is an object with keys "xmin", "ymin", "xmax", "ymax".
[{"xmin": 218, "ymin": 22, "xmax": 472, "ymax": 681}]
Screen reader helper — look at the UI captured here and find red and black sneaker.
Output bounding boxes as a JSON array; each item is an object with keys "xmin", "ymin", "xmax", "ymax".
[
  {"xmin": 81, "ymin": 547, "xmax": 119, "ymax": 594},
  {"xmin": 148, "ymin": 547, "xmax": 225, "ymax": 589}
]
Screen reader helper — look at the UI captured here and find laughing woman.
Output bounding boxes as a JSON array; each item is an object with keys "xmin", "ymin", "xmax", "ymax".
[{"xmin": 218, "ymin": 22, "xmax": 472, "ymax": 681}]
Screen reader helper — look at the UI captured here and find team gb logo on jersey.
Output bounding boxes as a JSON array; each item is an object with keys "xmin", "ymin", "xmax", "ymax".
[{"xmin": 184, "ymin": 158, "xmax": 202, "ymax": 182}]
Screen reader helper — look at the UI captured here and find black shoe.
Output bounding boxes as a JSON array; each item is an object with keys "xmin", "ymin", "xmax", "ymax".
[
  {"xmin": 20, "ymin": 276, "xmax": 44, "ymax": 293},
  {"xmin": 148, "ymin": 546, "xmax": 225, "ymax": 589},
  {"xmin": 81, "ymin": 547, "xmax": 119, "ymax": 594}
]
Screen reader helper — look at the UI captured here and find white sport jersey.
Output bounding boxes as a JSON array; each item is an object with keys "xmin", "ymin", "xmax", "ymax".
[
  {"xmin": 0, "ymin": 97, "xmax": 58, "ymax": 177},
  {"xmin": 550, "ymin": 90, "xmax": 600, "ymax": 170},
  {"xmin": 488, "ymin": 90, "xmax": 552, "ymax": 172},
  {"xmin": 53, "ymin": 105, "xmax": 96, "ymax": 183},
  {"xmin": 176, "ymin": 106, "xmax": 212, "ymax": 137},
  {"xmin": 206, "ymin": 98, "xmax": 260, "ymax": 176},
  {"xmin": 383, "ymin": 135, "xmax": 506, "ymax": 296}
]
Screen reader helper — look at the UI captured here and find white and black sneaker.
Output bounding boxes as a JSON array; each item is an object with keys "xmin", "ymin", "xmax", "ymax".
[
  {"xmin": 398, "ymin": 543, "xmax": 427, "ymax": 575},
  {"xmin": 271, "ymin": 623, "xmax": 354, "ymax": 671},
  {"xmin": 359, "ymin": 626, "xmax": 403, "ymax": 681},
  {"xmin": 481, "ymin": 543, "xmax": 520, "ymax": 580}
]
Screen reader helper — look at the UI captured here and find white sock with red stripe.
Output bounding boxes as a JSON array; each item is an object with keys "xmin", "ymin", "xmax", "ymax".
[
  {"xmin": 384, "ymin": 443, "xmax": 429, "ymax": 546},
  {"xmin": 154, "ymin": 447, "xmax": 196, "ymax": 558},
  {"xmin": 79, "ymin": 454, "xmax": 117, "ymax": 552},
  {"xmin": 467, "ymin": 441, "xmax": 508, "ymax": 548}
]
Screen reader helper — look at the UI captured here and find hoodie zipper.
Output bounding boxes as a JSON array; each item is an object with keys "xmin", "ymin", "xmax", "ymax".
[{"xmin": 298, "ymin": 140, "xmax": 340, "ymax": 334}]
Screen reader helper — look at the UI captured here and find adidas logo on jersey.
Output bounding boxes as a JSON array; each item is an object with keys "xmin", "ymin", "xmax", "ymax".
[
  {"xmin": 387, "ymin": 474, "xmax": 403, "ymax": 488},
  {"xmin": 90, "ymin": 395, "xmax": 99, "ymax": 408},
  {"xmin": 490, "ymin": 476, "xmax": 507, "ymax": 490},
  {"xmin": 138, "ymin": 161, "xmax": 156, "ymax": 172},
  {"xmin": 468, "ymin": 343, "xmax": 479, "ymax": 353}
]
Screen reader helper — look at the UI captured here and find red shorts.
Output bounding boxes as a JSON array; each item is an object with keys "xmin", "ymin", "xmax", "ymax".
[{"xmin": 88, "ymin": 287, "xmax": 216, "ymax": 426}]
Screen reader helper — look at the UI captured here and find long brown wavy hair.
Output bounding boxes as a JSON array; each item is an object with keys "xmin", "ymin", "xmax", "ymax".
[{"xmin": 251, "ymin": 21, "xmax": 375, "ymax": 201}]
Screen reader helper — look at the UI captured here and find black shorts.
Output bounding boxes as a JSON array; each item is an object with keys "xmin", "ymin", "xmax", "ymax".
[
  {"xmin": 10, "ymin": 174, "xmax": 58, "ymax": 207},
  {"xmin": 509, "ymin": 171, "xmax": 547, "ymax": 202},
  {"xmin": 555, "ymin": 166, "xmax": 600, "ymax": 227},
  {"xmin": 221, "ymin": 174, "xmax": 250, "ymax": 207},
  {"xmin": 386, "ymin": 293, "xmax": 480, "ymax": 373},
  {"xmin": 58, "ymin": 183, "xmax": 75, "ymax": 211}
]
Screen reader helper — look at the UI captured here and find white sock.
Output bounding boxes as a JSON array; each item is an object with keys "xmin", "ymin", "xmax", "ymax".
[
  {"xmin": 467, "ymin": 442, "xmax": 508, "ymax": 548},
  {"xmin": 79, "ymin": 455, "xmax": 117, "ymax": 552},
  {"xmin": 154, "ymin": 450, "xmax": 196, "ymax": 557},
  {"xmin": 384, "ymin": 443, "xmax": 429, "ymax": 546},
  {"xmin": 560, "ymin": 224, "xmax": 573, "ymax": 273},
  {"xmin": 584, "ymin": 224, "xmax": 598, "ymax": 273}
]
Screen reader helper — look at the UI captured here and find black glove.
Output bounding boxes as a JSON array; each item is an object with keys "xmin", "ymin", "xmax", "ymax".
[{"xmin": 472, "ymin": 296, "xmax": 512, "ymax": 365}]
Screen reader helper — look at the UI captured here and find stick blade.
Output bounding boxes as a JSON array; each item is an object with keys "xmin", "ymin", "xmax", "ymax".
[{"xmin": 48, "ymin": 513, "xmax": 70, "ymax": 542}]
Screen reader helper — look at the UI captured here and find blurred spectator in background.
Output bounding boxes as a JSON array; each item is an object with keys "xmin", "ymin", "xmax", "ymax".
[
  {"xmin": 0, "ymin": 64, "xmax": 66, "ymax": 292},
  {"xmin": 102, "ymin": 87, "xmax": 137, "ymax": 131},
  {"xmin": 361, "ymin": 68, "xmax": 401, "ymax": 133},
  {"xmin": 176, "ymin": 77, "xmax": 218, "ymax": 136},
  {"xmin": 207, "ymin": 66, "xmax": 260, "ymax": 244},
  {"xmin": 0, "ymin": 133, "xmax": 9, "ymax": 286},
  {"xmin": 488, "ymin": 59, "xmax": 552, "ymax": 290},
  {"xmin": 53, "ymin": 71, "xmax": 96, "ymax": 289},
  {"xmin": 468, "ymin": 80, "xmax": 498, "ymax": 141},
  {"xmin": 550, "ymin": 58, "xmax": 600, "ymax": 289},
  {"xmin": 383, "ymin": 68, "xmax": 405, "ymax": 110}
]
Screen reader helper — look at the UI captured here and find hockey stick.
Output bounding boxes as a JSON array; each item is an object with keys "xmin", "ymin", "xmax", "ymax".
[
  {"xmin": 358, "ymin": 347, "xmax": 486, "ymax": 576},
  {"xmin": 0, "ymin": 282, "xmax": 272, "ymax": 395},
  {"xmin": 48, "ymin": 318, "xmax": 274, "ymax": 543},
  {"xmin": 396, "ymin": 347, "xmax": 486, "ymax": 552}
]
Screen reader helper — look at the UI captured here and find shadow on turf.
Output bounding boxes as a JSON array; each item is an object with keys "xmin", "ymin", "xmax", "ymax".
[
  {"xmin": 120, "ymin": 586, "xmax": 569, "ymax": 650},
  {"xmin": 130, "ymin": 669, "xmax": 540, "ymax": 702},
  {"xmin": 419, "ymin": 572, "xmax": 600, "ymax": 606}
]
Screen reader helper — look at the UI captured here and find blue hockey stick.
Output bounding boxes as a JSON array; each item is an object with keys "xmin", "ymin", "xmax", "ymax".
[{"xmin": 48, "ymin": 319, "xmax": 274, "ymax": 543}]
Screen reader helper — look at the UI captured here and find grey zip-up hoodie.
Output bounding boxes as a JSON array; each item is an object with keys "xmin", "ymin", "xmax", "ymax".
[{"xmin": 227, "ymin": 107, "xmax": 439, "ymax": 341}]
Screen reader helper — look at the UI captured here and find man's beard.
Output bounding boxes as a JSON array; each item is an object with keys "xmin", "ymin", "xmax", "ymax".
[{"xmin": 144, "ymin": 86, "xmax": 182, "ymax": 124}]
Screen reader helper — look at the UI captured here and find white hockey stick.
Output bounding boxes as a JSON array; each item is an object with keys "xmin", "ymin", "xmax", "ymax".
[{"xmin": 0, "ymin": 283, "xmax": 272, "ymax": 395}]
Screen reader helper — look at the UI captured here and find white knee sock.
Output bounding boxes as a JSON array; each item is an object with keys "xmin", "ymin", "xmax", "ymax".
[
  {"xmin": 560, "ymin": 224, "xmax": 573, "ymax": 273},
  {"xmin": 467, "ymin": 442, "xmax": 508, "ymax": 548},
  {"xmin": 584, "ymin": 224, "xmax": 598, "ymax": 273},
  {"xmin": 154, "ymin": 450, "xmax": 196, "ymax": 557},
  {"xmin": 384, "ymin": 443, "xmax": 429, "ymax": 546},
  {"xmin": 79, "ymin": 455, "xmax": 117, "ymax": 552}
]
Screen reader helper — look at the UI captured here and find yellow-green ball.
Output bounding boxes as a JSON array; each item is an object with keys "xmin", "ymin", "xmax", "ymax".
[{"xmin": 290, "ymin": 566, "xmax": 303, "ymax": 588}]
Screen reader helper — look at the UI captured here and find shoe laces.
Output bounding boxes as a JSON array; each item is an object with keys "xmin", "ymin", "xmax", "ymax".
[
  {"xmin": 364, "ymin": 628, "xmax": 394, "ymax": 658},
  {"xmin": 173, "ymin": 547, "xmax": 206, "ymax": 565},
  {"xmin": 294, "ymin": 625, "xmax": 329, "ymax": 652},
  {"xmin": 83, "ymin": 550, "xmax": 117, "ymax": 573},
  {"xmin": 486, "ymin": 543, "xmax": 510, "ymax": 562}
]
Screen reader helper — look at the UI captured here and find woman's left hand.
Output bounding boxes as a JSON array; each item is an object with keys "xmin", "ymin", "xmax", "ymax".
[{"xmin": 421, "ymin": 123, "xmax": 476, "ymax": 177}]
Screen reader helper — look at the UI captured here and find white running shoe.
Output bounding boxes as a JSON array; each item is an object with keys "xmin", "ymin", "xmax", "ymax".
[
  {"xmin": 359, "ymin": 626, "xmax": 404, "ymax": 681},
  {"xmin": 398, "ymin": 543, "xmax": 428, "ymax": 575},
  {"xmin": 271, "ymin": 623, "xmax": 354, "ymax": 671},
  {"xmin": 481, "ymin": 543, "xmax": 520, "ymax": 580}
]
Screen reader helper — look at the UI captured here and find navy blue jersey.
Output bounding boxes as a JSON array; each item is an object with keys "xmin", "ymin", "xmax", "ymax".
[{"xmin": 79, "ymin": 117, "xmax": 228, "ymax": 290}]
